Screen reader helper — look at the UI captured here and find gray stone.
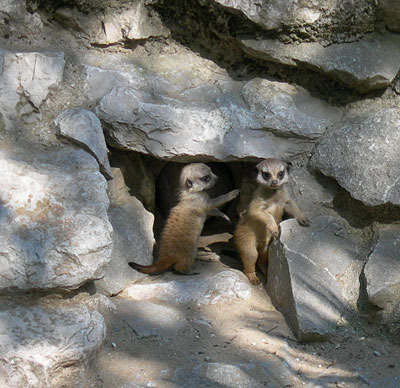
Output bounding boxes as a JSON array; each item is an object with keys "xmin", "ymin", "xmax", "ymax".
[
  {"xmin": 379, "ymin": 0, "xmax": 400, "ymax": 32},
  {"xmin": 96, "ymin": 168, "xmax": 154, "ymax": 296},
  {"xmin": 267, "ymin": 217, "xmax": 368, "ymax": 341},
  {"xmin": 95, "ymin": 76, "xmax": 341, "ymax": 161},
  {"xmin": 55, "ymin": 1, "xmax": 169, "ymax": 45},
  {"xmin": 0, "ymin": 304, "xmax": 106, "ymax": 388},
  {"xmin": 122, "ymin": 262, "xmax": 251, "ymax": 305},
  {"xmin": 0, "ymin": 142, "xmax": 113, "ymax": 292},
  {"xmin": 364, "ymin": 224, "xmax": 400, "ymax": 324},
  {"xmin": 116, "ymin": 299, "xmax": 186, "ymax": 339},
  {"xmin": 311, "ymin": 102, "xmax": 400, "ymax": 207},
  {"xmin": 211, "ymin": 0, "xmax": 374, "ymax": 33},
  {"xmin": 0, "ymin": 50, "xmax": 65, "ymax": 129},
  {"xmin": 240, "ymin": 33, "xmax": 400, "ymax": 93},
  {"xmin": 54, "ymin": 108, "xmax": 112, "ymax": 180}
]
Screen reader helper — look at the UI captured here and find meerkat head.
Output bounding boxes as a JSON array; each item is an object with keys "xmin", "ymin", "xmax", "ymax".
[
  {"xmin": 179, "ymin": 163, "xmax": 218, "ymax": 193},
  {"xmin": 255, "ymin": 158, "xmax": 290, "ymax": 190}
]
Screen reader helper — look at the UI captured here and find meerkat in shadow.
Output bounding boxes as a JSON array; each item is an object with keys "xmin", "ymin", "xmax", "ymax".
[
  {"xmin": 234, "ymin": 158, "xmax": 309, "ymax": 285},
  {"xmin": 129, "ymin": 163, "xmax": 239, "ymax": 275}
]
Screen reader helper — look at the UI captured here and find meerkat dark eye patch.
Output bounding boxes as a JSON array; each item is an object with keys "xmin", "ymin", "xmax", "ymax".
[
  {"xmin": 201, "ymin": 175, "xmax": 211, "ymax": 183},
  {"xmin": 278, "ymin": 170, "xmax": 285, "ymax": 179},
  {"xmin": 186, "ymin": 179, "xmax": 193, "ymax": 188},
  {"xmin": 262, "ymin": 171, "xmax": 270, "ymax": 181}
]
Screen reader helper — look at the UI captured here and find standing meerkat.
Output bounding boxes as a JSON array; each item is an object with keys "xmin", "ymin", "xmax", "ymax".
[
  {"xmin": 234, "ymin": 158, "xmax": 309, "ymax": 285},
  {"xmin": 129, "ymin": 163, "xmax": 239, "ymax": 275}
]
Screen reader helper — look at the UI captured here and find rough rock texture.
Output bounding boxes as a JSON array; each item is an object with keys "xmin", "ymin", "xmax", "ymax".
[
  {"xmin": 94, "ymin": 75, "xmax": 341, "ymax": 161},
  {"xmin": 240, "ymin": 33, "xmax": 400, "ymax": 93},
  {"xmin": 267, "ymin": 217, "xmax": 368, "ymax": 341},
  {"xmin": 364, "ymin": 224, "xmax": 400, "ymax": 324},
  {"xmin": 0, "ymin": 49, "xmax": 65, "ymax": 129},
  {"xmin": 55, "ymin": 1, "xmax": 169, "ymax": 45},
  {"xmin": 379, "ymin": 0, "xmax": 400, "ymax": 32},
  {"xmin": 122, "ymin": 261, "xmax": 251, "ymax": 306},
  {"xmin": 95, "ymin": 168, "xmax": 154, "ymax": 296},
  {"xmin": 0, "ymin": 304, "xmax": 106, "ymax": 388},
  {"xmin": 210, "ymin": 0, "xmax": 375, "ymax": 37},
  {"xmin": 0, "ymin": 143, "xmax": 113, "ymax": 292},
  {"xmin": 54, "ymin": 108, "xmax": 112, "ymax": 180},
  {"xmin": 311, "ymin": 102, "xmax": 400, "ymax": 207}
]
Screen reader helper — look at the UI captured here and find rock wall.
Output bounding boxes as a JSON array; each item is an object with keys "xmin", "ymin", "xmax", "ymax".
[{"xmin": 1, "ymin": 0, "xmax": 400, "ymax": 385}]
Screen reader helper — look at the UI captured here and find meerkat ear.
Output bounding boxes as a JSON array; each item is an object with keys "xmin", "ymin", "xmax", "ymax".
[
  {"xmin": 185, "ymin": 178, "xmax": 193, "ymax": 188},
  {"xmin": 287, "ymin": 161, "xmax": 292, "ymax": 174}
]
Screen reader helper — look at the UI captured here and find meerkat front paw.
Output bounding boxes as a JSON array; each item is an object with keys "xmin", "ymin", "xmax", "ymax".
[
  {"xmin": 245, "ymin": 272, "xmax": 261, "ymax": 285},
  {"xmin": 269, "ymin": 224, "xmax": 280, "ymax": 238},
  {"xmin": 296, "ymin": 214, "xmax": 310, "ymax": 226},
  {"xmin": 229, "ymin": 189, "xmax": 240, "ymax": 199}
]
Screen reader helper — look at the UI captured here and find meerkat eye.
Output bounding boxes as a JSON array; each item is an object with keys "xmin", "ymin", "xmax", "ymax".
[
  {"xmin": 278, "ymin": 171, "xmax": 285, "ymax": 179},
  {"xmin": 201, "ymin": 175, "xmax": 211, "ymax": 183},
  {"xmin": 262, "ymin": 171, "xmax": 270, "ymax": 181}
]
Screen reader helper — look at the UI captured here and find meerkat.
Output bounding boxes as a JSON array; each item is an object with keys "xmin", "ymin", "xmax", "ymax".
[
  {"xmin": 129, "ymin": 163, "xmax": 239, "ymax": 275},
  {"xmin": 234, "ymin": 158, "xmax": 309, "ymax": 285}
]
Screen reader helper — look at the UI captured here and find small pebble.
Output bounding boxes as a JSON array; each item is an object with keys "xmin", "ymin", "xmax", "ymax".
[
  {"xmin": 111, "ymin": 342, "xmax": 116, "ymax": 348},
  {"xmin": 373, "ymin": 350, "xmax": 381, "ymax": 357}
]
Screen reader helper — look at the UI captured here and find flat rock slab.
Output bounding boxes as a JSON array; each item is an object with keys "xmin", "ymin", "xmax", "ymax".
[
  {"xmin": 240, "ymin": 33, "xmax": 400, "ymax": 93},
  {"xmin": 54, "ymin": 108, "xmax": 112, "ymax": 180},
  {"xmin": 311, "ymin": 103, "xmax": 400, "ymax": 207},
  {"xmin": 116, "ymin": 299, "xmax": 186, "ymax": 339},
  {"xmin": 364, "ymin": 224, "xmax": 400, "ymax": 323},
  {"xmin": 121, "ymin": 261, "xmax": 251, "ymax": 306},
  {"xmin": 0, "ymin": 142, "xmax": 113, "ymax": 292},
  {"xmin": 94, "ymin": 73, "xmax": 340, "ymax": 161},
  {"xmin": 0, "ymin": 304, "xmax": 106, "ymax": 388},
  {"xmin": 267, "ymin": 217, "xmax": 368, "ymax": 341},
  {"xmin": 0, "ymin": 49, "xmax": 65, "ymax": 128}
]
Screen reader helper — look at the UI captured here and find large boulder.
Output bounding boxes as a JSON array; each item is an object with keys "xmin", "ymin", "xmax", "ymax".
[
  {"xmin": 240, "ymin": 33, "xmax": 400, "ymax": 93},
  {"xmin": 0, "ymin": 303, "xmax": 106, "ymax": 388},
  {"xmin": 0, "ymin": 142, "xmax": 113, "ymax": 292},
  {"xmin": 267, "ymin": 217, "xmax": 369, "ymax": 341},
  {"xmin": 364, "ymin": 224, "xmax": 400, "ymax": 324},
  {"xmin": 94, "ymin": 75, "xmax": 341, "ymax": 161},
  {"xmin": 311, "ymin": 101, "xmax": 400, "ymax": 207},
  {"xmin": 0, "ymin": 49, "xmax": 65, "ymax": 129},
  {"xmin": 378, "ymin": 0, "xmax": 400, "ymax": 32}
]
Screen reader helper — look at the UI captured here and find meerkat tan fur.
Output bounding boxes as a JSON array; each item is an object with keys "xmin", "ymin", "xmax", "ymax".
[
  {"xmin": 129, "ymin": 163, "xmax": 239, "ymax": 275},
  {"xmin": 234, "ymin": 158, "xmax": 309, "ymax": 285}
]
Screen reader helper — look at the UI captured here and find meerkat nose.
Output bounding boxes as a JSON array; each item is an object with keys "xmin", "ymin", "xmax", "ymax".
[{"xmin": 271, "ymin": 180, "xmax": 278, "ymax": 185}]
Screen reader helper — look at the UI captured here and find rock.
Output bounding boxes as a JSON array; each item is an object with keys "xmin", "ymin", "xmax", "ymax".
[
  {"xmin": 379, "ymin": 0, "xmax": 400, "ymax": 32},
  {"xmin": 0, "ymin": 49, "xmax": 65, "ymax": 129},
  {"xmin": 364, "ymin": 224, "xmax": 400, "ymax": 324},
  {"xmin": 311, "ymin": 102, "xmax": 400, "ymax": 207},
  {"xmin": 94, "ymin": 76, "xmax": 340, "ymax": 161},
  {"xmin": 267, "ymin": 217, "xmax": 368, "ymax": 341},
  {"xmin": 0, "ymin": 142, "xmax": 113, "ymax": 292},
  {"xmin": 121, "ymin": 261, "xmax": 251, "ymax": 305},
  {"xmin": 210, "ymin": 0, "xmax": 375, "ymax": 34},
  {"xmin": 96, "ymin": 168, "xmax": 154, "ymax": 296},
  {"xmin": 116, "ymin": 299, "xmax": 186, "ymax": 339},
  {"xmin": 0, "ymin": 304, "xmax": 106, "ymax": 388},
  {"xmin": 55, "ymin": 1, "xmax": 169, "ymax": 45},
  {"xmin": 240, "ymin": 33, "xmax": 400, "ymax": 93},
  {"xmin": 54, "ymin": 108, "xmax": 112, "ymax": 180}
]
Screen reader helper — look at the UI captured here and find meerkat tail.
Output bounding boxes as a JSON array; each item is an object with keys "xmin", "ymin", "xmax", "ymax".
[{"xmin": 128, "ymin": 259, "xmax": 172, "ymax": 275}]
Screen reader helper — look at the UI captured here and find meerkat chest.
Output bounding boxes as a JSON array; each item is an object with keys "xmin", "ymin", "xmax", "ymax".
[{"xmin": 263, "ymin": 197, "xmax": 285, "ymax": 222}]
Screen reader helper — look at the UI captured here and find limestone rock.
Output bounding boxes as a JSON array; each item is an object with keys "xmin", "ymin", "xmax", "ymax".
[
  {"xmin": 96, "ymin": 168, "xmax": 154, "ymax": 296},
  {"xmin": 311, "ymin": 102, "xmax": 400, "ymax": 207},
  {"xmin": 364, "ymin": 224, "xmax": 400, "ymax": 324},
  {"xmin": 0, "ymin": 304, "xmax": 106, "ymax": 388},
  {"xmin": 54, "ymin": 108, "xmax": 112, "ymax": 180},
  {"xmin": 122, "ymin": 261, "xmax": 251, "ymax": 305},
  {"xmin": 55, "ymin": 1, "xmax": 169, "ymax": 45},
  {"xmin": 240, "ymin": 33, "xmax": 400, "ymax": 93},
  {"xmin": 0, "ymin": 49, "xmax": 65, "ymax": 129},
  {"xmin": 267, "ymin": 217, "xmax": 368, "ymax": 341},
  {"xmin": 94, "ymin": 75, "xmax": 341, "ymax": 161},
  {"xmin": 0, "ymin": 143, "xmax": 113, "ymax": 292}
]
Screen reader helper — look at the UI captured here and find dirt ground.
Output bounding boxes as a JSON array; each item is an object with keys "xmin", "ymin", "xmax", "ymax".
[{"xmin": 85, "ymin": 255, "xmax": 400, "ymax": 388}]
